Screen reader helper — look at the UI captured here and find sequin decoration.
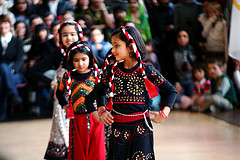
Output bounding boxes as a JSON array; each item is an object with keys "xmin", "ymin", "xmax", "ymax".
[
  {"xmin": 122, "ymin": 130, "xmax": 131, "ymax": 141},
  {"xmin": 132, "ymin": 151, "xmax": 145, "ymax": 160},
  {"xmin": 136, "ymin": 125, "xmax": 145, "ymax": 135},
  {"xmin": 113, "ymin": 128, "xmax": 121, "ymax": 138},
  {"xmin": 113, "ymin": 68, "xmax": 146, "ymax": 103}
]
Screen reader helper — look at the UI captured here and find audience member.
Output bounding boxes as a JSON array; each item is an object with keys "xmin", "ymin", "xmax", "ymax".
[
  {"xmin": 198, "ymin": 59, "xmax": 237, "ymax": 112},
  {"xmin": 62, "ymin": 10, "xmax": 75, "ymax": 22},
  {"xmin": 75, "ymin": 15, "xmax": 93, "ymax": 41},
  {"xmin": 126, "ymin": 0, "xmax": 152, "ymax": 42},
  {"xmin": 74, "ymin": 0, "xmax": 89, "ymax": 17},
  {"xmin": 144, "ymin": 39, "xmax": 161, "ymax": 71},
  {"xmin": 201, "ymin": 2, "xmax": 228, "ymax": 63},
  {"xmin": 37, "ymin": 0, "xmax": 74, "ymax": 19},
  {"xmin": 0, "ymin": 15, "xmax": 25, "ymax": 121},
  {"xmin": 173, "ymin": 0, "xmax": 203, "ymax": 44},
  {"xmin": 83, "ymin": 0, "xmax": 115, "ymax": 41},
  {"xmin": 11, "ymin": 0, "xmax": 31, "ymax": 27},
  {"xmin": 0, "ymin": 0, "xmax": 15, "ymax": 25},
  {"xmin": 89, "ymin": 27, "xmax": 112, "ymax": 60},
  {"xmin": 172, "ymin": 26, "xmax": 197, "ymax": 110},
  {"xmin": 190, "ymin": 62, "xmax": 211, "ymax": 111},
  {"xmin": 112, "ymin": 4, "xmax": 128, "ymax": 30},
  {"xmin": 43, "ymin": 12, "xmax": 55, "ymax": 30}
]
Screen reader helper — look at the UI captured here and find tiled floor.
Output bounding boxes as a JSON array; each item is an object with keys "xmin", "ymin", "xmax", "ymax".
[{"xmin": 0, "ymin": 111, "xmax": 240, "ymax": 160}]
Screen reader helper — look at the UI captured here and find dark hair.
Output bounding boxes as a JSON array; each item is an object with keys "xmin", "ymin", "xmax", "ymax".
[
  {"xmin": 0, "ymin": 15, "xmax": 12, "ymax": 25},
  {"xmin": 29, "ymin": 14, "xmax": 43, "ymax": 26},
  {"xmin": 12, "ymin": 0, "xmax": 30, "ymax": 16},
  {"xmin": 113, "ymin": 4, "xmax": 127, "ymax": 13},
  {"xmin": 175, "ymin": 25, "xmax": 193, "ymax": 46},
  {"xmin": 64, "ymin": 41, "xmax": 98, "ymax": 71},
  {"xmin": 145, "ymin": 39, "xmax": 156, "ymax": 51},
  {"xmin": 58, "ymin": 22, "xmax": 81, "ymax": 49},
  {"xmin": 111, "ymin": 26, "xmax": 147, "ymax": 58},
  {"xmin": 91, "ymin": 27, "xmax": 104, "ymax": 34},
  {"xmin": 207, "ymin": 58, "xmax": 224, "ymax": 67},
  {"xmin": 192, "ymin": 62, "xmax": 209, "ymax": 81},
  {"xmin": 14, "ymin": 20, "xmax": 30, "ymax": 40},
  {"xmin": 50, "ymin": 20, "xmax": 62, "ymax": 32}
]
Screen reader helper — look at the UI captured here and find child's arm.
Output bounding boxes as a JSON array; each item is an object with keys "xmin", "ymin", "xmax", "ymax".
[
  {"xmin": 149, "ymin": 106, "xmax": 171, "ymax": 123},
  {"xmin": 97, "ymin": 106, "xmax": 114, "ymax": 126}
]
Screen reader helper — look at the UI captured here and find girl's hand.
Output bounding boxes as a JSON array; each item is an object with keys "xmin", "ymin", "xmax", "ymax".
[
  {"xmin": 63, "ymin": 105, "xmax": 67, "ymax": 110},
  {"xmin": 91, "ymin": 111, "xmax": 103, "ymax": 123},
  {"xmin": 100, "ymin": 111, "xmax": 114, "ymax": 126},
  {"xmin": 149, "ymin": 111, "xmax": 164, "ymax": 123}
]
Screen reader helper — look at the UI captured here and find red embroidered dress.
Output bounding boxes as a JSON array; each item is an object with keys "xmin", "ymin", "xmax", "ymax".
[{"xmin": 58, "ymin": 70, "xmax": 105, "ymax": 160}]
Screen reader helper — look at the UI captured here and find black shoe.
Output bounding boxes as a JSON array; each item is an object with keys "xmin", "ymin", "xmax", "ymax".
[{"xmin": 9, "ymin": 94, "xmax": 23, "ymax": 106}]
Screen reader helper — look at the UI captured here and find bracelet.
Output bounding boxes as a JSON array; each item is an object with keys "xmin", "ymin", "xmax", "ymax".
[
  {"xmin": 98, "ymin": 108, "xmax": 106, "ymax": 116},
  {"xmin": 160, "ymin": 110, "xmax": 168, "ymax": 120}
]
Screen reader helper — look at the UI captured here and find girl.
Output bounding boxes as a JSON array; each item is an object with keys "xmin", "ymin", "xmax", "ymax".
[
  {"xmin": 96, "ymin": 26, "xmax": 177, "ymax": 159},
  {"xmin": 190, "ymin": 63, "xmax": 211, "ymax": 111},
  {"xmin": 201, "ymin": 2, "xmax": 228, "ymax": 62},
  {"xmin": 56, "ymin": 41, "xmax": 105, "ymax": 160},
  {"xmin": 172, "ymin": 26, "xmax": 197, "ymax": 110},
  {"xmin": 29, "ymin": 21, "xmax": 84, "ymax": 159}
]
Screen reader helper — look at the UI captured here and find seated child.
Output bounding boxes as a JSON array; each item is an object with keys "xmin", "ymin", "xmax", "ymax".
[
  {"xmin": 190, "ymin": 63, "xmax": 211, "ymax": 111},
  {"xmin": 198, "ymin": 59, "xmax": 237, "ymax": 112}
]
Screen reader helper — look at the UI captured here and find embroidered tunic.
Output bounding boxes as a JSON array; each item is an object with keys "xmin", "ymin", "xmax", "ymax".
[
  {"xmin": 57, "ymin": 70, "xmax": 105, "ymax": 160},
  {"xmin": 97, "ymin": 62, "xmax": 177, "ymax": 160}
]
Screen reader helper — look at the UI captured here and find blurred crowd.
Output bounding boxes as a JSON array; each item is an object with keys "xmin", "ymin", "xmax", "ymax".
[{"xmin": 0, "ymin": 0, "xmax": 239, "ymax": 121}]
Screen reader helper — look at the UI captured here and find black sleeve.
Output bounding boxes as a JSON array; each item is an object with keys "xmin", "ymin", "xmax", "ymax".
[
  {"xmin": 30, "ymin": 52, "xmax": 60, "ymax": 85},
  {"xmin": 85, "ymin": 84, "xmax": 100, "ymax": 113},
  {"xmin": 145, "ymin": 64, "xmax": 177, "ymax": 109},
  {"xmin": 56, "ymin": 89, "xmax": 68, "ymax": 107}
]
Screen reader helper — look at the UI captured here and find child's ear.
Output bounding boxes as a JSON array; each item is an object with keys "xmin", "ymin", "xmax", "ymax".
[{"xmin": 128, "ymin": 43, "xmax": 134, "ymax": 53}]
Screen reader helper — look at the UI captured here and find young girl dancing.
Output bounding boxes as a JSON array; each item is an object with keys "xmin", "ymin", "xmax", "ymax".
[
  {"xmin": 96, "ymin": 26, "xmax": 177, "ymax": 159},
  {"xmin": 56, "ymin": 41, "xmax": 105, "ymax": 160},
  {"xmin": 31, "ymin": 21, "xmax": 84, "ymax": 160}
]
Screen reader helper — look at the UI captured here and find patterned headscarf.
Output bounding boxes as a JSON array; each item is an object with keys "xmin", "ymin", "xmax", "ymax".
[
  {"xmin": 103, "ymin": 26, "xmax": 158, "ymax": 110},
  {"xmin": 58, "ymin": 21, "xmax": 84, "ymax": 56},
  {"xmin": 65, "ymin": 41, "xmax": 101, "ymax": 118}
]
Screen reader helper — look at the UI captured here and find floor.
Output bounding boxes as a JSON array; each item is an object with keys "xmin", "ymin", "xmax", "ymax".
[{"xmin": 0, "ymin": 111, "xmax": 240, "ymax": 160}]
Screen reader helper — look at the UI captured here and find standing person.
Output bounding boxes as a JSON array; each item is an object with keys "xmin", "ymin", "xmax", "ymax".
[
  {"xmin": 201, "ymin": 2, "xmax": 228, "ymax": 63},
  {"xmin": 30, "ymin": 21, "xmax": 84, "ymax": 159},
  {"xmin": 172, "ymin": 26, "xmax": 197, "ymax": 110},
  {"xmin": 96, "ymin": 26, "xmax": 177, "ymax": 159},
  {"xmin": 56, "ymin": 41, "xmax": 105, "ymax": 160}
]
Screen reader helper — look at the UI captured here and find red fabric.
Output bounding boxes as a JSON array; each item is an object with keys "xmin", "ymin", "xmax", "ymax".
[
  {"xmin": 68, "ymin": 114, "xmax": 106, "ymax": 160},
  {"xmin": 106, "ymin": 98, "xmax": 113, "ymax": 110},
  {"xmin": 145, "ymin": 77, "xmax": 158, "ymax": 98},
  {"xmin": 67, "ymin": 102, "xmax": 74, "ymax": 119},
  {"xmin": 113, "ymin": 111, "xmax": 150, "ymax": 123}
]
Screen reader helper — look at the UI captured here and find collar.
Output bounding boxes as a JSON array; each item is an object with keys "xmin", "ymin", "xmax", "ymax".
[
  {"xmin": 196, "ymin": 78, "xmax": 206, "ymax": 85},
  {"xmin": 1, "ymin": 32, "xmax": 12, "ymax": 43}
]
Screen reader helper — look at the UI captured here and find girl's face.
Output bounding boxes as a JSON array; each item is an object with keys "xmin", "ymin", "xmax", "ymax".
[
  {"xmin": 15, "ymin": 22, "xmax": 26, "ymax": 38},
  {"xmin": 52, "ymin": 24, "xmax": 60, "ymax": 40},
  {"xmin": 15, "ymin": 0, "xmax": 27, "ymax": 13},
  {"xmin": 208, "ymin": 63, "xmax": 222, "ymax": 79},
  {"xmin": 38, "ymin": 29, "xmax": 48, "ymax": 41},
  {"xmin": 111, "ymin": 34, "xmax": 131, "ymax": 61},
  {"xmin": 129, "ymin": 0, "xmax": 139, "ymax": 11},
  {"xmin": 194, "ymin": 69, "xmax": 205, "ymax": 82},
  {"xmin": 177, "ymin": 30, "xmax": 189, "ymax": 47},
  {"xmin": 0, "ymin": 21, "xmax": 11, "ymax": 35},
  {"xmin": 61, "ymin": 25, "xmax": 79, "ymax": 48},
  {"xmin": 72, "ymin": 52, "xmax": 90, "ymax": 74},
  {"xmin": 208, "ymin": 8, "xmax": 220, "ymax": 17}
]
